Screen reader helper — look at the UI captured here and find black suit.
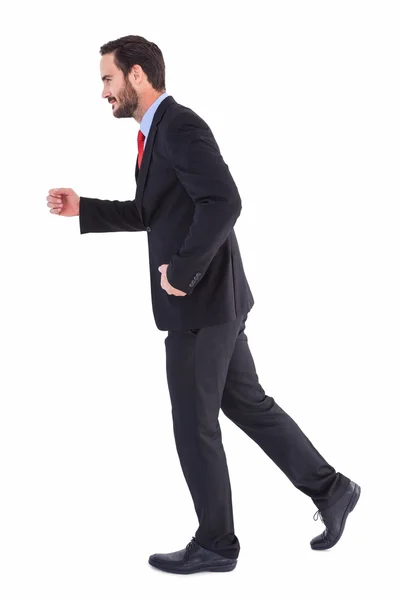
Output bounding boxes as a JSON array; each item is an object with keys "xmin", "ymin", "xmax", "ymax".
[
  {"xmin": 79, "ymin": 95, "xmax": 254, "ymax": 331},
  {"xmin": 79, "ymin": 95, "xmax": 349, "ymax": 559}
]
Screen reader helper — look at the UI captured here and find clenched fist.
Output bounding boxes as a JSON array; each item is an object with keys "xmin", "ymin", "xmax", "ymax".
[{"xmin": 47, "ymin": 188, "xmax": 80, "ymax": 217}]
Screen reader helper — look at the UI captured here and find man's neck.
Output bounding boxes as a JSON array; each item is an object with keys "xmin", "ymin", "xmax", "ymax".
[{"xmin": 137, "ymin": 90, "xmax": 166, "ymax": 123}]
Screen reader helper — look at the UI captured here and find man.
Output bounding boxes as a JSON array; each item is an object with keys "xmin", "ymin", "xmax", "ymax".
[{"xmin": 47, "ymin": 35, "xmax": 360, "ymax": 575}]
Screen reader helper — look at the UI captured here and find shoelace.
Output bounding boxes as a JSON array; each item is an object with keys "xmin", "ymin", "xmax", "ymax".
[
  {"xmin": 313, "ymin": 509, "xmax": 325, "ymax": 524},
  {"xmin": 184, "ymin": 536, "xmax": 197, "ymax": 557},
  {"xmin": 313, "ymin": 509, "xmax": 328, "ymax": 540}
]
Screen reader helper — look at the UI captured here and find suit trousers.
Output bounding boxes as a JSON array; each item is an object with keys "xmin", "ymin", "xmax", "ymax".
[{"xmin": 164, "ymin": 311, "xmax": 350, "ymax": 559}]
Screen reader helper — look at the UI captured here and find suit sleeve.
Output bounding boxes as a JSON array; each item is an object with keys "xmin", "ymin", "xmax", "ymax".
[
  {"xmin": 79, "ymin": 196, "xmax": 146, "ymax": 234},
  {"xmin": 163, "ymin": 113, "xmax": 242, "ymax": 295}
]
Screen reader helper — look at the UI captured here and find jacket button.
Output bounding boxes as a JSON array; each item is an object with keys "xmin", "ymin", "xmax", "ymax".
[{"xmin": 146, "ymin": 226, "xmax": 151, "ymax": 232}]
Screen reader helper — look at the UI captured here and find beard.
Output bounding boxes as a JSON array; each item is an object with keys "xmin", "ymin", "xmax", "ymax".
[{"xmin": 111, "ymin": 77, "xmax": 139, "ymax": 118}]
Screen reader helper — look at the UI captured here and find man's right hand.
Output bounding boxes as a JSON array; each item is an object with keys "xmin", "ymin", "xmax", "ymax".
[{"xmin": 47, "ymin": 188, "xmax": 80, "ymax": 217}]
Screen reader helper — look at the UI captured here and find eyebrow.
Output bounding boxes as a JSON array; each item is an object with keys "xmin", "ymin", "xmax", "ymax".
[{"xmin": 101, "ymin": 75, "xmax": 113, "ymax": 81}]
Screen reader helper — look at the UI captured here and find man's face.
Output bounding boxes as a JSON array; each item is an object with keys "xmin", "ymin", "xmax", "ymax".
[{"xmin": 100, "ymin": 54, "xmax": 139, "ymax": 118}]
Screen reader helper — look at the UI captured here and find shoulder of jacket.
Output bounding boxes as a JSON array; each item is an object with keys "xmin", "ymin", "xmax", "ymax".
[{"xmin": 163, "ymin": 103, "xmax": 209, "ymax": 131}]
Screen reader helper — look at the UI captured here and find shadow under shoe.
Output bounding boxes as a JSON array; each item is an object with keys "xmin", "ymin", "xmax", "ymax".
[
  {"xmin": 148, "ymin": 536, "xmax": 238, "ymax": 574},
  {"xmin": 310, "ymin": 480, "xmax": 361, "ymax": 550}
]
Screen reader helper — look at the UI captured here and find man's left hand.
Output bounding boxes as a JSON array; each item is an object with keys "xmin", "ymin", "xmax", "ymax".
[{"xmin": 158, "ymin": 264, "xmax": 187, "ymax": 296}]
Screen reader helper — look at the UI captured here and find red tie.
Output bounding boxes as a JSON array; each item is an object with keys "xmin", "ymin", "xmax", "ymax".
[{"xmin": 137, "ymin": 129, "xmax": 145, "ymax": 169}]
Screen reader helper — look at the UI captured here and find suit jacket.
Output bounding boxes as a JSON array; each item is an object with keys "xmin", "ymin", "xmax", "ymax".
[{"xmin": 78, "ymin": 95, "xmax": 254, "ymax": 331}]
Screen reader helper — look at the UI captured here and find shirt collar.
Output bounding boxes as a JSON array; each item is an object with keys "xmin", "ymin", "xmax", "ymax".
[{"xmin": 140, "ymin": 91, "xmax": 169, "ymax": 139}]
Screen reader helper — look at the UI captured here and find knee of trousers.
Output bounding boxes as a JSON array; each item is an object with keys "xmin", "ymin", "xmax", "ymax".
[{"xmin": 172, "ymin": 418, "xmax": 222, "ymax": 445}]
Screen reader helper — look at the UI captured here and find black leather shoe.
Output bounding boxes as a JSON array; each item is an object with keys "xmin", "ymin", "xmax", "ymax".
[
  {"xmin": 148, "ymin": 536, "xmax": 238, "ymax": 574},
  {"xmin": 310, "ymin": 480, "xmax": 361, "ymax": 550}
]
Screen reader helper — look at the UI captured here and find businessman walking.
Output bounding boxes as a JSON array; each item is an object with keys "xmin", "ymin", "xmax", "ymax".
[{"xmin": 47, "ymin": 35, "xmax": 360, "ymax": 575}]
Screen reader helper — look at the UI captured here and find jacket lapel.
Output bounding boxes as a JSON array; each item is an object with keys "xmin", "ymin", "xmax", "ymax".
[{"xmin": 135, "ymin": 95, "xmax": 176, "ymax": 218}]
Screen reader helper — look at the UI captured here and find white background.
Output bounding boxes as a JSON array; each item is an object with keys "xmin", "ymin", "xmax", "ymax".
[{"xmin": 1, "ymin": 0, "xmax": 399, "ymax": 598}]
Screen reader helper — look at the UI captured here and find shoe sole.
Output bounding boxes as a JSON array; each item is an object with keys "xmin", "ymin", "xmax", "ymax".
[
  {"xmin": 148, "ymin": 557, "xmax": 237, "ymax": 574},
  {"xmin": 312, "ymin": 483, "xmax": 361, "ymax": 550}
]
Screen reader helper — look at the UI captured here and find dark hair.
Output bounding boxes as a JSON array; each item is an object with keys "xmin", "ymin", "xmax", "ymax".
[{"xmin": 100, "ymin": 35, "xmax": 166, "ymax": 92}]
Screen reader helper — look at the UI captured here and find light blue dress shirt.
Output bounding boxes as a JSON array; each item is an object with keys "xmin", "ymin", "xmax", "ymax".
[{"xmin": 140, "ymin": 91, "xmax": 169, "ymax": 148}]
